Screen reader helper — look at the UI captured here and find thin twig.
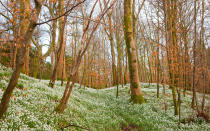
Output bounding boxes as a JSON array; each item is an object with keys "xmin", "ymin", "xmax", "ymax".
[{"xmin": 0, "ymin": 1, "xmax": 13, "ymax": 14}]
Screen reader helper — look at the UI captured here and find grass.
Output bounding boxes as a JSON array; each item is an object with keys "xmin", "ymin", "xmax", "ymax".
[{"xmin": 0, "ymin": 65, "xmax": 209, "ymax": 130}]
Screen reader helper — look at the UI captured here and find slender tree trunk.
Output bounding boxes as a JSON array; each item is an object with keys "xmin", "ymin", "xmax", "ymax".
[
  {"xmin": 200, "ymin": 0, "xmax": 206, "ymax": 113},
  {"xmin": 161, "ymin": 51, "xmax": 167, "ymax": 112},
  {"xmin": 61, "ymin": 32, "xmax": 66, "ymax": 86},
  {"xmin": 107, "ymin": 13, "xmax": 117, "ymax": 86},
  {"xmin": 191, "ymin": 0, "xmax": 197, "ymax": 109},
  {"xmin": 110, "ymin": 35, "xmax": 117, "ymax": 86},
  {"xmin": 183, "ymin": 29, "xmax": 190, "ymax": 95},
  {"xmin": 156, "ymin": 0, "xmax": 160, "ymax": 98},
  {"xmin": 171, "ymin": 0, "xmax": 179, "ymax": 115},
  {"xmin": 147, "ymin": 45, "xmax": 152, "ymax": 85},
  {"xmin": 116, "ymin": 31, "xmax": 122, "ymax": 85},
  {"xmin": 124, "ymin": 50, "xmax": 128, "ymax": 84},
  {"xmin": 59, "ymin": 32, "xmax": 66, "ymax": 81},
  {"xmin": 116, "ymin": 70, "xmax": 119, "ymax": 98},
  {"xmin": 61, "ymin": 48, "xmax": 66, "ymax": 86},
  {"xmin": 51, "ymin": 19, "xmax": 57, "ymax": 71}
]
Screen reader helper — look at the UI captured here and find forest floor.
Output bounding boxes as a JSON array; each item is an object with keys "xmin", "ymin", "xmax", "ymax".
[{"xmin": 0, "ymin": 65, "xmax": 210, "ymax": 130}]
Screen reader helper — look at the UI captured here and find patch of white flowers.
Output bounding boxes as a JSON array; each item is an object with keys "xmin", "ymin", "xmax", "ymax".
[{"xmin": 0, "ymin": 65, "xmax": 209, "ymax": 130}]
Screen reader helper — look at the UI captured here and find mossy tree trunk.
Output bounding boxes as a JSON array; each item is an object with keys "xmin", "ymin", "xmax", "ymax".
[
  {"xmin": 124, "ymin": 0, "xmax": 145, "ymax": 104},
  {"xmin": 124, "ymin": 50, "xmax": 128, "ymax": 85}
]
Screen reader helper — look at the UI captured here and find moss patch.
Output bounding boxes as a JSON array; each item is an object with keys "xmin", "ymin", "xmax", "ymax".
[
  {"xmin": 131, "ymin": 94, "xmax": 145, "ymax": 104},
  {"xmin": 132, "ymin": 82, "xmax": 138, "ymax": 89}
]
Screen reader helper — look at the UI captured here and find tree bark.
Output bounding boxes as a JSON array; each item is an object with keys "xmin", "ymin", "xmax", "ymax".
[
  {"xmin": 156, "ymin": 0, "xmax": 160, "ymax": 98},
  {"xmin": 20, "ymin": 0, "xmax": 30, "ymax": 75},
  {"xmin": 191, "ymin": 0, "xmax": 197, "ymax": 109}
]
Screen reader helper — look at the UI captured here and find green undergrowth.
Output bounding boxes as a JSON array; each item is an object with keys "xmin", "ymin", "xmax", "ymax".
[{"xmin": 0, "ymin": 65, "xmax": 209, "ymax": 130}]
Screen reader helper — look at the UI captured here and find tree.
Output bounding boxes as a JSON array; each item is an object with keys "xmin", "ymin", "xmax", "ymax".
[
  {"xmin": 0, "ymin": 0, "xmax": 42, "ymax": 119},
  {"xmin": 162, "ymin": 0, "xmax": 179, "ymax": 115},
  {"xmin": 49, "ymin": 0, "xmax": 66, "ymax": 88},
  {"xmin": 124, "ymin": 0, "xmax": 145, "ymax": 104}
]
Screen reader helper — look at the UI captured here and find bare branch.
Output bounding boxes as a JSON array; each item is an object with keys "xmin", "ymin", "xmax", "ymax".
[{"xmin": 36, "ymin": 0, "xmax": 87, "ymax": 25}]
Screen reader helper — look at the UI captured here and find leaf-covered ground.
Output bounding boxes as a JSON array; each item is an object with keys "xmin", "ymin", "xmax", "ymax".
[{"xmin": 0, "ymin": 65, "xmax": 210, "ymax": 130}]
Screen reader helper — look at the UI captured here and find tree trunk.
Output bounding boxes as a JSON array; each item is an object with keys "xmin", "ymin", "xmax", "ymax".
[
  {"xmin": 200, "ymin": 0, "xmax": 206, "ymax": 113},
  {"xmin": 51, "ymin": 19, "xmax": 57, "ymax": 71},
  {"xmin": 61, "ymin": 50, "xmax": 66, "ymax": 86},
  {"xmin": 124, "ymin": 0, "xmax": 144, "ymax": 104},
  {"xmin": 156, "ymin": 0, "xmax": 160, "ymax": 98},
  {"xmin": 191, "ymin": 0, "xmax": 197, "ymax": 109},
  {"xmin": 107, "ymin": 13, "xmax": 117, "ymax": 86},
  {"xmin": 55, "ymin": 76, "xmax": 74, "ymax": 113},
  {"xmin": 109, "ymin": 35, "xmax": 117, "ymax": 86},
  {"xmin": 24, "ymin": 46, "xmax": 30, "ymax": 75},
  {"xmin": 163, "ymin": 0, "xmax": 178, "ymax": 115},
  {"xmin": 49, "ymin": 0, "xmax": 66, "ymax": 88},
  {"xmin": 116, "ymin": 32, "xmax": 122, "ymax": 85},
  {"xmin": 19, "ymin": 0, "xmax": 30, "ymax": 75}
]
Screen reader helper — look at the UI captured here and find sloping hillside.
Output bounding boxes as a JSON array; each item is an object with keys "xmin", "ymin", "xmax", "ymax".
[{"xmin": 0, "ymin": 66, "xmax": 209, "ymax": 130}]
